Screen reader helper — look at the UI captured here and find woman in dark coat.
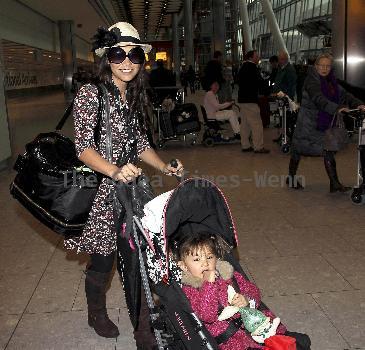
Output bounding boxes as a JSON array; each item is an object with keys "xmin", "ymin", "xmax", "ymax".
[
  {"xmin": 288, "ymin": 53, "xmax": 365, "ymax": 192},
  {"xmin": 64, "ymin": 22, "xmax": 183, "ymax": 349}
]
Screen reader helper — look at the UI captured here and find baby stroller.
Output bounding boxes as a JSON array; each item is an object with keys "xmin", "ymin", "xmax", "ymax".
[
  {"xmin": 116, "ymin": 176, "xmax": 311, "ymax": 349},
  {"xmin": 273, "ymin": 96, "xmax": 298, "ymax": 154},
  {"xmin": 343, "ymin": 109, "xmax": 365, "ymax": 204}
]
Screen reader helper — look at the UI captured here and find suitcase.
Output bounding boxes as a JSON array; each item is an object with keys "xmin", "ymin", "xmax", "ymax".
[
  {"xmin": 170, "ymin": 103, "xmax": 201, "ymax": 135},
  {"xmin": 159, "ymin": 110, "xmax": 175, "ymax": 138}
]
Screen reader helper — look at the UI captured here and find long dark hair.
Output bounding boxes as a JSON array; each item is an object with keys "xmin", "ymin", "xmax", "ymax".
[
  {"xmin": 97, "ymin": 52, "xmax": 148, "ymax": 129},
  {"xmin": 172, "ymin": 232, "xmax": 228, "ymax": 261}
]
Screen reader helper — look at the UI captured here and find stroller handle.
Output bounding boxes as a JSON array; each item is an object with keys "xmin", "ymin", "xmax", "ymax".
[{"xmin": 170, "ymin": 159, "xmax": 183, "ymax": 183}]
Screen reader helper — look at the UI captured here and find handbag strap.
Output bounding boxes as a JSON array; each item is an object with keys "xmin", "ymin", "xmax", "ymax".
[
  {"xmin": 98, "ymin": 84, "xmax": 113, "ymax": 163},
  {"xmin": 55, "ymin": 103, "xmax": 74, "ymax": 131},
  {"xmin": 55, "ymin": 86, "xmax": 104, "ymax": 146},
  {"xmin": 330, "ymin": 111, "xmax": 345, "ymax": 129}
]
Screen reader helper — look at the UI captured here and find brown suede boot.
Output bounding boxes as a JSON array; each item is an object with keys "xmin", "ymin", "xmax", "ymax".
[
  {"xmin": 134, "ymin": 289, "xmax": 157, "ymax": 349},
  {"xmin": 85, "ymin": 270, "xmax": 120, "ymax": 338}
]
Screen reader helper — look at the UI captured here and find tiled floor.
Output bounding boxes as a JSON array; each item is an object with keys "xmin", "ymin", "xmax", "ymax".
[{"xmin": 1, "ymin": 89, "xmax": 364, "ymax": 349}]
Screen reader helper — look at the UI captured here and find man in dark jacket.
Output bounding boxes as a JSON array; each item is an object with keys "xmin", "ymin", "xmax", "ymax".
[
  {"xmin": 273, "ymin": 51, "xmax": 297, "ymax": 100},
  {"xmin": 204, "ymin": 50, "xmax": 230, "ymax": 103},
  {"xmin": 149, "ymin": 59, "xmax": 176, "ymax": 87},
  {"xmin": 238, "ymin": 50, "xmax": 270, "ymax": 153},
  {"xmin": 204, "ymin": 50, "xmax": 224, "ymax": 88}
]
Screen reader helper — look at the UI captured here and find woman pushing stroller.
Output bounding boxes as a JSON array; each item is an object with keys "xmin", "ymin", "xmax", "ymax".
[{"xmin": 64, "ymin": 21, "xmax": 183, "ymax": 349}]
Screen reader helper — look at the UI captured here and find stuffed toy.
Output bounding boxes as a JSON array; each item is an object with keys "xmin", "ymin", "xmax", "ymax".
[{"xmin": 218, "ymin": 285, "xmax": 281, "ymax": 344}]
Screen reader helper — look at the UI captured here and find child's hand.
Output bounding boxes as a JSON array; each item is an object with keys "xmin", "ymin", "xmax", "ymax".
[
  {"xmin": 202, "ymin": 270, "xmax": 216, "ymax": 282},
  {"xmin": 231, "ymin": 293, "xmax": 248, "ymax": 308}
]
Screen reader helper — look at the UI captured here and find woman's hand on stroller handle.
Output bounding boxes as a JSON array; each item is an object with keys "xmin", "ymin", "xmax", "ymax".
[
  {"xmin": 162, "ymin": 158, "xmax": 184, "ymax": 178},
  {"xmin": 112, "ymin": 163, "xmax": 142, "ymax": 183}
]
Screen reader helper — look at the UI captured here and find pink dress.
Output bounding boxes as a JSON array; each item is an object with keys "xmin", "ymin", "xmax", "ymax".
[{"xmin": 181, "ymin": 261, "xmax": 287, "ymax": 350}]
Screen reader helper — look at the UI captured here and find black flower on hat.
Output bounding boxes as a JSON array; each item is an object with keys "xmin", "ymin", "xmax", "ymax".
[{"xmin": 91, "ymin": 27, "xmax": 118, "ymax": 51}]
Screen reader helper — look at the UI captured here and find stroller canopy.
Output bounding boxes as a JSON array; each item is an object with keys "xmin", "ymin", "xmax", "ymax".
[{"xmin": 142, "ymin": 178, "xmax": 238, "ymax": 283}]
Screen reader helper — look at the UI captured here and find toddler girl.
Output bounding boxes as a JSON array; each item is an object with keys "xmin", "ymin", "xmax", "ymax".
[{"xmin": 174, "ymin": 231, "xmax": 287, "ymax": 350}]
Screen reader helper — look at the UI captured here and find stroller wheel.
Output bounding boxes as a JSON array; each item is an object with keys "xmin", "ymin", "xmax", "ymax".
[
  {"xmin": 281, "ymin": 144, "xmax": 290, "ymax": 154},
  {"xmin": 351, "ymin": 189, "xmax": 363, "ymax": 204},
  {"xmin": 203, "ymin": 137, "xmax": 214, "ymax": 147}
]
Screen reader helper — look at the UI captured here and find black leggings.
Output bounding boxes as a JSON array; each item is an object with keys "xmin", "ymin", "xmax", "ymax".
[{"xmin": 88, "ymin": 252, "xmax": 115, "ymax": 273}]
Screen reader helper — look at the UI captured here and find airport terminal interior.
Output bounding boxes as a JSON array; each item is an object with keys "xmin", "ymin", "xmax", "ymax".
[{"xmin": 1, "ymin": 0, "xmax": 365, "ymax": 349}]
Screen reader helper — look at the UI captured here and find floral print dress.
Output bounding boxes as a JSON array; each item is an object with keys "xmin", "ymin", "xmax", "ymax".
[{"xmin": 64, "ymin": 83, "xmax": 150, "ymax": 255}]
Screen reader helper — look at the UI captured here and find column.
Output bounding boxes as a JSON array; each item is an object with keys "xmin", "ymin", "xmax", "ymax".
[
  {"xmin": 231, "ymin": 0, "xmax": 239, "ymax": 65},
  {"xmin": 0, "ymin": 40, "xmax": 12, "ymax": 169},
  {"xmin": 184, "ymin": 0, "xmax": 194, "ymax": 67},
  {"xmin": 260, "ymin": 0, "xmax": 288, "ymax": 55},
  {"xmin": 212, "ymin": 0, "xmax": 226, "ymax": 59},
  {"xmin": 239, "ymin": 0, "xmax": 252, "ymax": 53},
  {"xmin": 332, "ymin": 0, "xmax": 365, "ymax": 89},
  {"xmin": 172, "ymin": 13, "xmax": 181, "ymax": 82},
  {"xmin": 58, "ymin": 20, "xmax": 76, "ymax": 103}
]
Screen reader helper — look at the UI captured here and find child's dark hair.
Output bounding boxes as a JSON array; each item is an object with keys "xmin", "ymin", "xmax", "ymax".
[{"xmin": 172, "ymin": 232, "xmax": 228, "ymax": 261}]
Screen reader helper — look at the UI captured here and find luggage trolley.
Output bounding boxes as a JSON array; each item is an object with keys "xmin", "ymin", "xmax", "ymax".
[
  {"xmin": 274, "ymin": 95, "xmax": 298, "ymax": 154},
  {"xmin": 343, "ymin": 109, "xmax": 365, "ymax": 204},
  {"xmin": 150, "ymin": 87, "xmax": 200, "ymax": 148}
]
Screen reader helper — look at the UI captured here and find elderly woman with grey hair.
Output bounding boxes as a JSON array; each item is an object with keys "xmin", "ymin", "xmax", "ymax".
[{"xmin": 288, "ymin": 53, "xmax": 365, "ymax": 192}]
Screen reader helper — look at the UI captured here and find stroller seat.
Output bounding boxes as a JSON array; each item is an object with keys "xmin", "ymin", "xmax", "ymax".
[{"xmin": 120, "ymin": 178, "xmax": 311, "ymax": 350}]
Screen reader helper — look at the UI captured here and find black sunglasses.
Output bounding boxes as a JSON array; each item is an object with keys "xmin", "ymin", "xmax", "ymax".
[{"xmin": 107, "ymin": 46, "xmax": 145, "ymax": 64}]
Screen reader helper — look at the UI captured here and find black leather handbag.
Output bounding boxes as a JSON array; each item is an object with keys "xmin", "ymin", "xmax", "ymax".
[
  {"xmin": 323, "ymin": 112, "xmax": 349, "ymax": 152},
  {"xmin": 10, "ymin": 84, "xmax": 111, "ymax": 238}
]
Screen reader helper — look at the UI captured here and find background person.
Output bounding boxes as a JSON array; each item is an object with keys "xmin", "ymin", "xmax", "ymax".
[
  {"xmin": 204, "ymin": 81, "xmax": 240, "ymax": 139},
  {"xmin": 272, "ymin": 51, "xmax": 297, "ymax": 100},
  {"xmin": 64, "ymin": 22, "xmax": 183, "ymax": 350},
  {"xmin": 186, "ymin": 65, "xmax": 196, "ymax": 94},
  {"xmin": 204, "ymin": 51, "xmax": 224, "ymax": 96},
  {"xmin": 149, "ymin": 59, "xmax": 176, "ymax": 87},
  {"xmin": 289, "ymin": 53, "xmax": 365, "ymax": 192},
  {"xmin": 269, "ymin": 55, "xmax": 279, "ymax": 88},
  {"xmin": 238, "ymin": 50, "xmax": 270, "ymax": 153}
]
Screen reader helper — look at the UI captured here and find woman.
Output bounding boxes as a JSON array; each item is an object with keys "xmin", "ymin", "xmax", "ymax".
[
  {"xmin": 203, "ymin": 81, "xmax": 240, "ymax": 139},
  {"xmin": 186, "ymin": 65, "xmax": 196, "ymax": 94},
  {"xmin": 288, "ymin": 53, "xmax": 365, "ymax": 192},
  {"xmin": 64, "ymin": 22, "xmax": 183, "ymax": 349}
]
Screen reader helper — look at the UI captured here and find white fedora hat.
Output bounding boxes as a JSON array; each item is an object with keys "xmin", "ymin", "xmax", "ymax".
[{"xmin": 92, "ymin": 22, "xmax": 152, "ymax": 57}]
